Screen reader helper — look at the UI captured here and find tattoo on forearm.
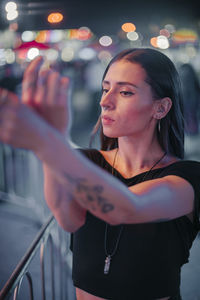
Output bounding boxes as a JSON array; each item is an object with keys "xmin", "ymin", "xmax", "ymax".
[{"xmin": 63, "ymin": 172, "xmax": 114, "ymax": 213}]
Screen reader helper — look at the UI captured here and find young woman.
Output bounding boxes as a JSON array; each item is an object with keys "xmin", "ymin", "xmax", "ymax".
[{"xmin": 0, "ymin": 48, "xmax": 200, "ymax": 300}]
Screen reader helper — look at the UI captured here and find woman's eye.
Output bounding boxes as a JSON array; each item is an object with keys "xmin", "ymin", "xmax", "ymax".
[
  {"xmin": 102, "ymin": 88, "xmax": 109, "ymax": 94},
  {"xmin": 120, "ymin": 91, "xmax": 134, "ymax": 96}
]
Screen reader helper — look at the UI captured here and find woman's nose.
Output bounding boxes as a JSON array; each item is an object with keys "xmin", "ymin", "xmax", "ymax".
[{"xmin": 100, "ymin": 90, "xmax": 115, "ymax": 110}]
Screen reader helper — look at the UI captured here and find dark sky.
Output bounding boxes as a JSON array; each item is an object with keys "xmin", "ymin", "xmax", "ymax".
[{"xmin": 0, "ymin": 0, "xmax": 199, "ymax": 36}]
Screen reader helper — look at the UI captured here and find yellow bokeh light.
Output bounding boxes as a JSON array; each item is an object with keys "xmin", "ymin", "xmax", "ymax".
[
  {"xmin": 121, "ymin": 23, "xmax": 136, "ymax": 33},
  {"xmin": 47, "ymin": 12, "xmax": 63, "ymax": 24},
  {"xmin": 172, "ymin": 29, "xmax": 198, "ymax": 43}
]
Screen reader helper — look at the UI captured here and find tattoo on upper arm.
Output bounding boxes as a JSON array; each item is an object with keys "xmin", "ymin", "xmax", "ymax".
[{"xmin": 63, "ymin": 172, "xmax": 114, "ymax": 213}]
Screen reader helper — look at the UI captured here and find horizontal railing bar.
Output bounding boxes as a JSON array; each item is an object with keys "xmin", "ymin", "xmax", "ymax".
[{"xmin": 0, "ymin": 214, "xmax": 55, "ymax": 300}]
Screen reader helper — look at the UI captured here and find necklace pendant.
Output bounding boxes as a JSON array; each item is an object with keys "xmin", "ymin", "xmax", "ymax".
[{"xmin": 104, "ymin": 255, "xmax": 111, "ymax": 274}]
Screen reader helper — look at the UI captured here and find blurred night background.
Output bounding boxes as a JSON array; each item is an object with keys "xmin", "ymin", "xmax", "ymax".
[{"xmin": 0, "ymin": 0, "xmax": 200, "ymax": 299}]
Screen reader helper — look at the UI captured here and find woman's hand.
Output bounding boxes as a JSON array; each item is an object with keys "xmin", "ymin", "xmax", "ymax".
[
  {"xmin": 0, "ymin": 88, "xmax": 50, "ymax": 151},
  {"xmin": 22, "ymin": 56, "xmax": 70, "ymax": 135}
]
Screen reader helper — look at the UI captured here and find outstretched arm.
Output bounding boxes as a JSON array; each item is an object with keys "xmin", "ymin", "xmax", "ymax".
[
  {"xmin": 0, "ymin": 97, "xmax": 194, "ymax": 227},
  {"xmin": 0, "ymin": 57, "xmax": 195, "ymax": 229},
  {"xmin": 21, "ymin": 56, "xmax": 87, "ymax": 232}
]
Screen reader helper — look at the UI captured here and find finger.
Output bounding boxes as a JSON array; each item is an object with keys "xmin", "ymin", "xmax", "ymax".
[
  {"xmin": 35, "ymin": 68, "xmax": 52, "ymax": 105},
  {"xmin": 46, "ymin": 71, "xmax": 60, "ymax": 104},
  {"xmin": 22, "ymin": 56, "xmax": 44, "ymax": 104},
  {"xmin": 57, "ymin": 77, "xmax": 70, "ymax": 105}
]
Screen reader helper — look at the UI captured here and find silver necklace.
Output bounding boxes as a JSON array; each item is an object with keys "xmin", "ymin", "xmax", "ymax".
[{"xmin": 104, "ymin": 148, "xmax": 167, "ymax": 275}]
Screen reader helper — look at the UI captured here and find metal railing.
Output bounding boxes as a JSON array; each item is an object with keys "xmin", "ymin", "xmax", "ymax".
[
  {"xmin": 0, "ymin": 143, "xmax": 49, "ymax": 221},
  {"xmin": 0, "ymin": 214, "xmax": 75, "ymax": 300}
]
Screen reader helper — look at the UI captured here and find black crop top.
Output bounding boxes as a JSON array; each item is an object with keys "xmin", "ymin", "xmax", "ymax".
[{"xmin": 71, "ymin": 149, "xmax": 200, "ymax": 300}]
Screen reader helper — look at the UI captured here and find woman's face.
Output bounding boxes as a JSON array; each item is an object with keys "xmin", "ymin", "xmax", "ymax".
[{"xmin": 100, "ymin": 60, "xmax": 157, "ymax": 139}]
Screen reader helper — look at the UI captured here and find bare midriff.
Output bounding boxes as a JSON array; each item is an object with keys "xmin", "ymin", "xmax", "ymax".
[{"xmin": 76, "ymin": 288, "xmax": 170, "ymax": 300}]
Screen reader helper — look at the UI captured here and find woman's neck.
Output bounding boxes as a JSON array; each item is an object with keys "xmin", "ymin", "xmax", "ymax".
[{"xmin": 117, "ymin": 135, "xmax": 165, "ymax": 173}]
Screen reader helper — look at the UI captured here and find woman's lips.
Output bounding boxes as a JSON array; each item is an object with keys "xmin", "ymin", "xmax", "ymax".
[{"xmin": 102, "ymin": 115, "xmax": 115, "ymax": 125}]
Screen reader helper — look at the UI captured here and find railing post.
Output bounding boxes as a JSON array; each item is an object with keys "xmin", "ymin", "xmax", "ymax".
[
  {"xmin": 40, "ymin": 241, "xmax": 46, "ymax": 300},
  {"xmin": 13, "ymin": 272, "xmax": 34, "ymax": 300},
  {"xmin": 49, "ymin": 235, "xmax": 55, "ymax": 300}
]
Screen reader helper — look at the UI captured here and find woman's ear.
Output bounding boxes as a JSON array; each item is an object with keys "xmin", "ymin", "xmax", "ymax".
[{"xmin": 153, "ymin": 97, "xmax": 172, "ymax": 120}]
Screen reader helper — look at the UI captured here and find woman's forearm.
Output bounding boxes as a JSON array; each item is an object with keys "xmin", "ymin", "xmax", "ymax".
[
  {"xmin": 43, "ymin": 163, "xmax": 86, "ymax": 232},
  {"xmin": 35, "ymin": 126, "xmax": 137, "ymax": 225}
]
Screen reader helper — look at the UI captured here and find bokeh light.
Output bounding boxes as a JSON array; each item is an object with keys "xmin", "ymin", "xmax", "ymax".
[
  {"xmin": 150, "ymin": 37, "xmax": 158, "ymax": 48},
  {"xmin": 5, "ymin": 1, "xmax": 17, "ymax": 12},
  {"xmin": 50, "ymin": 30, "xmax": 64, "ymax": 42},
  {"xmin": 127, "ymin": 31, "xmax": 139, "ymax": 41},
  {"xmin": 98, "ymin": 50, "xmax": 112, "ymax": 64},
  {"xmin": 164, "ymin": 24, "xmax": 175, "ymax": 33},
  {"xmin": 121, "ymin": 23, "xmax": 136, "ymax": 32},
  {"xmin": 61, "ymin": 47, "xmax": 74, "ymax": 62},
  {"xmin": 157, "ymin": 35, "xmax": 169, "ymax": 49},
  {"xmin": 159, "ymin": 29, "xmax": 170, "ymax": 38},
  {"xmin": 27, "ymin": 48, "xmax": 39, "ymax": 60},
  {"xmin": 21, "ymin": 31, "xmax": 36, "ymax": 42},
  {"xmin": 47, "ymin": 12, "xmax": 63, "ymax": 24},
  {"xmin": 35, "ymin": 31, "xmax": 47, "ymax": 43},
  {"xmin": 172, "ymin": 29, "xmax": 198, "ymax": 43},
  {"xmin": 0, "ymin": 49, "xmax": 6, "ymax": 66},
  {"xmin": 44, "ymin": 49, "xmax": 59, "ymax": 61},
  {"xmin": 99, "ymin": 36, "xmax": 112, "ymax": 47},
  {"xmin": 5, "ymin": 49, "xmax": 15, "ymax": 64},
  {"xmin": 79, "ymin": 48, "xmax": 96, "ymax": 60},
  {"xmin": 77, "ymin": 27, "xmax": 92, "ymax": 40},
  {"xmin": 17, "ymin": 49, "xmax": 27, "ymax": 60},
  {"xmin": 7, "ymin": 10, "xmax": 18, "ymax": 21}
]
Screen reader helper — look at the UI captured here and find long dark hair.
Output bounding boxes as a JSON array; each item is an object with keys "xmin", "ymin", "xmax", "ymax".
[{"xmin": 91, "ymin": 48, "xmax": 184, "ymax": 159}]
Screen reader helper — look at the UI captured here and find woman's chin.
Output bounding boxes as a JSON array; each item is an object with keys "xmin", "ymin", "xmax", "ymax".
[{"xmin": 103, "ymin": 131, "xmax": 119, "ymax": 139}]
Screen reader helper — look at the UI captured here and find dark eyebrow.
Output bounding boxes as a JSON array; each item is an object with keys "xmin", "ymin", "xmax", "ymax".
[{"xmin": 102, "ymin": 80, "xmax": 138, "ymax": 89}]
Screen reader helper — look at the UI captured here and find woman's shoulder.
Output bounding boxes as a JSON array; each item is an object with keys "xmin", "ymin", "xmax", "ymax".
[
  {"xmin": 165, "ymin": 159, "xmax": 200, "ymax": 171},
  {"xmin": 161, "ymin": 159, "xmax": 200, "ymax": 190}
]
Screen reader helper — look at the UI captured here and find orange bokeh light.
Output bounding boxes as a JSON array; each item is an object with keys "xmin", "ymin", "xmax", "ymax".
[
  {"xmin": 47, "ymin": 12, "xmax": 63, "ymax": 24},
  {"xmin": 121, "ymin": 23, "xmax": 136, "ymax": 33},
  {"xmin": 150, "ymin": 37, "xmax": 158, "ymax": 48},
  {"xmin": 35, "ymin": 31, "xmax": 47, "ymax": 43}
]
